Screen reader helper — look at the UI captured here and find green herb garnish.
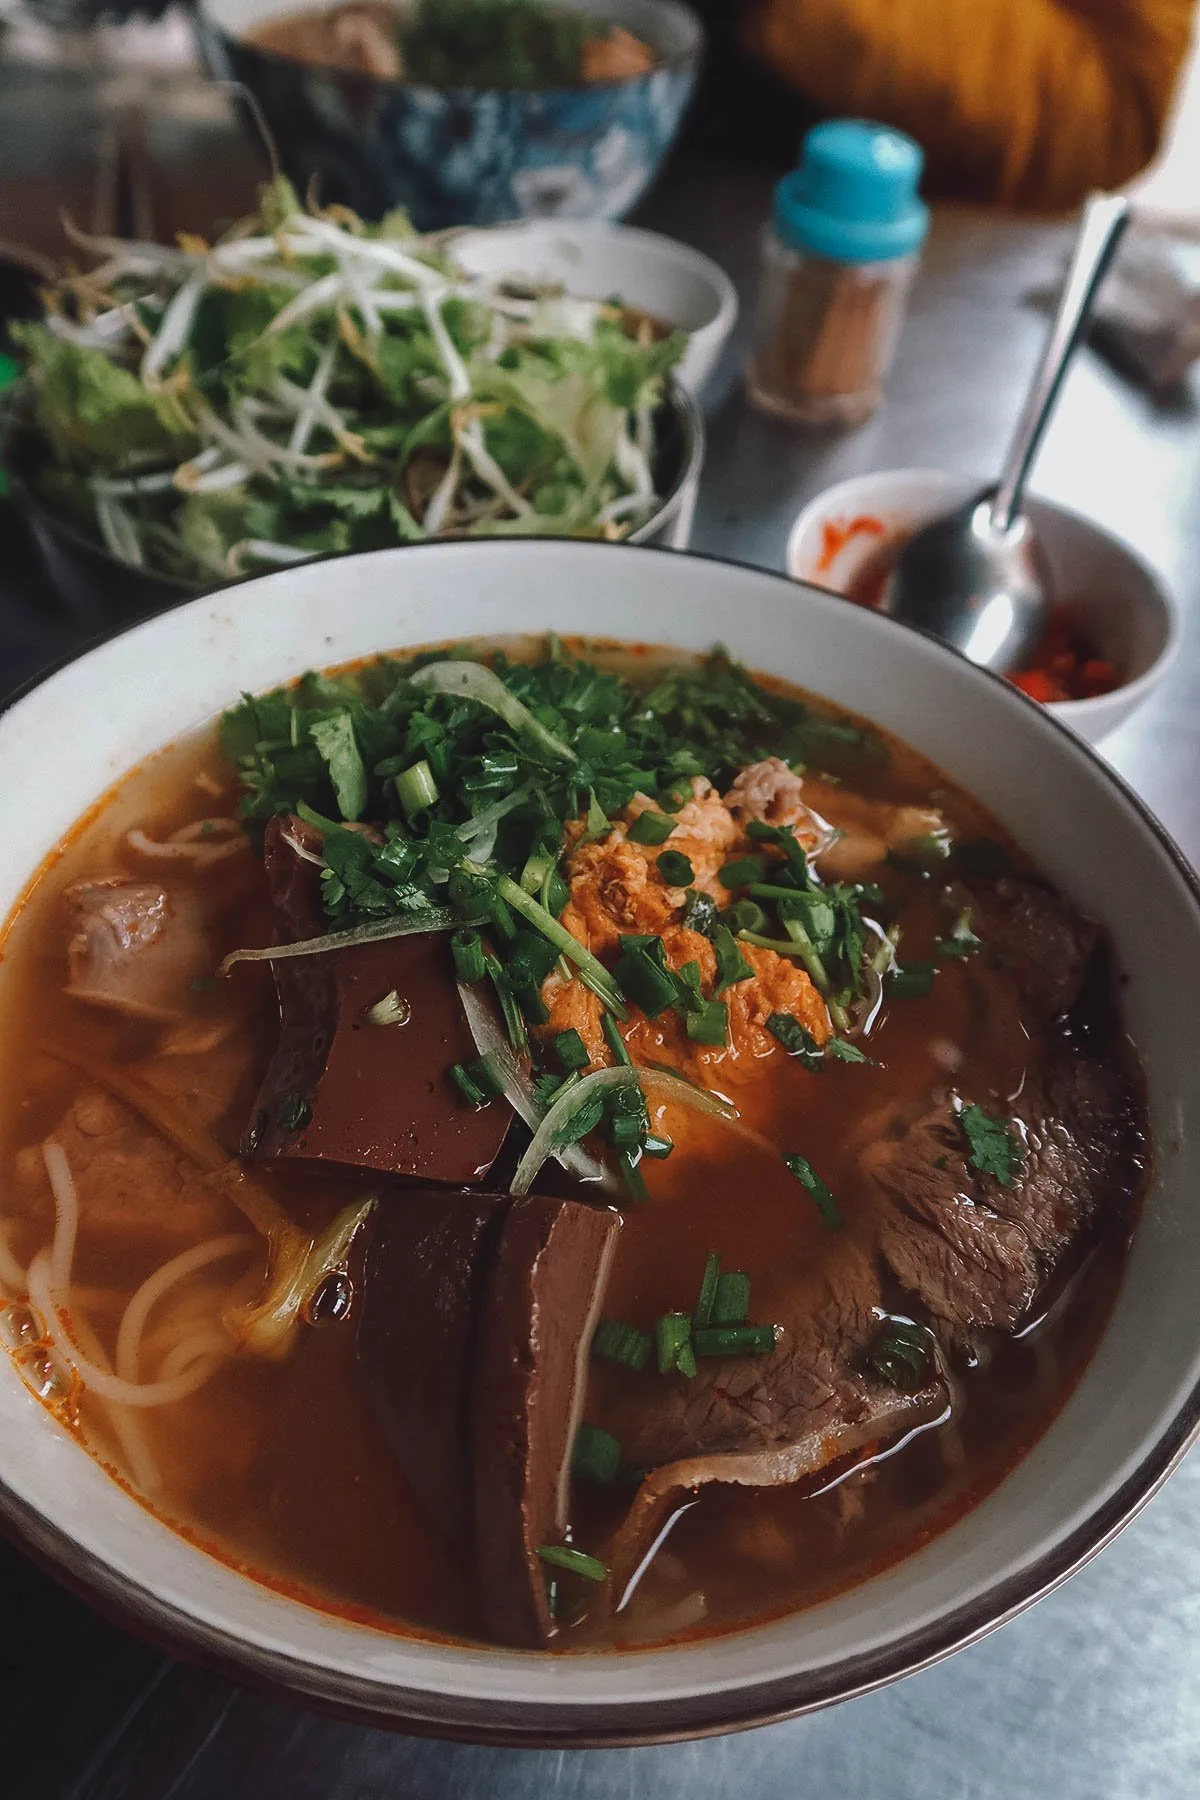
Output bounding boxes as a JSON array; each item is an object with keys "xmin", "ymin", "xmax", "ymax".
[
  {"xmin": 656, "ymin": 1312, "xmax": 696, "ymax": 1378},
  {"xmin": 783, "ymin": 1153, "xmax": 842, "ymax": 1228},
  {"xmin": 959, "ymin": 1104, "xmax": 1024, "ymax": 1187},
  {"xmin": 536, "ymin": 1544, "xmax": 608, "ymax": 1583},
  {"xmin": 627, "ymin": 809, "xmax": 676, "ymax": 847},
  {"xmin": 571, "ymin": 1424, "xmax": 622, "ymax": 1485},
  {"xmin": 657, "ymin": 850, "xmax": 695, "ymax": 887},
  {"xmin": 592, "ymin": 1318, "xmax": 651, "ymax": 1371}
]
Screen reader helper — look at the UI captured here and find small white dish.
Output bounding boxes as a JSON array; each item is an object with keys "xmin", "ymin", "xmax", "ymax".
[
  {"xmin": 787, "ymin": 467, "xmax": 1179, "ymax": 745},
  {"xmin": 449, "ymin": 220, "xmax": 738, "ymax": 397}
]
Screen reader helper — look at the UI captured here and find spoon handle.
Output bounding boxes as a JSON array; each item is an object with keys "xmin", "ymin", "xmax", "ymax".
[{"xmin": 989, "ymin": 192, "xmax": 1131, "ymax": 533}]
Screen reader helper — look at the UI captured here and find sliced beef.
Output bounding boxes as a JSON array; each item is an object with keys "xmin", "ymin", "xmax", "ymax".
[
  {"xmin": 963, "ymin": 877, "xmax": 1099, "ymax": 1026},
  {"xmin": 867, "ymin": 1113, "xmax": 1039, "ymax": 1336},
  {"xmin": 605, "ymin": 1384, "xmax": 945, "ymax": 1616},
  {"xmin": 357, "ymin": 1189, "xmax": 507, "ymax": 1545},
  {"xmin": 985, "ymin": 1050, "xmax": 1142, "ymax": 1258},
  {"xmin": 868, "ymin": 1041, "xmax": 1142, "ymax": 1340},
  {"xmin": 244, "ymin": 818, "xmax": 511, "ymax": 1182},
  {"xmin": 473, "ymin": 1195, "xmax": 621, "ymax": 1649},
  {"xmin": 65, "ymin": 879, "xmax": 212, "ymax": 1023},
  {"xmin": 598, "ymin": 1232, "xmax": 945, "ymax": 1612}
]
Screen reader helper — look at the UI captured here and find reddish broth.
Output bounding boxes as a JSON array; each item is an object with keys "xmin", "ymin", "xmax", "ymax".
[{"xmin": 0, "ymin": 645, "xmax": 1142, "ymax": 1650}]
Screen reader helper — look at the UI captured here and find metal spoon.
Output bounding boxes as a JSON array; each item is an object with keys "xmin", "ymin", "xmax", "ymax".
[{"xmin": 880, "ymin": 192, "xmax": 1131, "ymax": 673}]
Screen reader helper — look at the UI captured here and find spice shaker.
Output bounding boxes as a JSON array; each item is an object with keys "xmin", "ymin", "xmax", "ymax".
[{"xmin": 747, "ymin": 120, "xmax": 930, "ymax": 427}]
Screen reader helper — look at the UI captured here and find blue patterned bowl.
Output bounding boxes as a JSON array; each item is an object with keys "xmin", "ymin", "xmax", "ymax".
[{"xmin": 196, "ymin": 0, "xmax": 703, "ymax": 229}]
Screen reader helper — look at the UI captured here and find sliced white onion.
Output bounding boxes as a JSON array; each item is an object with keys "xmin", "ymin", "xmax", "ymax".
[
  {"xmin": 220, "ymin": 905, "xmax": 479, "ymax": 973},
  {"xmin": 510, "ymin": 1065, "xmax": 737, "ymax": 1198},
  {"xmin": 456, "ymin": 982, "xmax": 609, "ymax": 1188},
  {"xmin": 411, "ymin": 661, "xmax": 574, "ymax": 763},
  {"xmin": 457, "ymin": 778, "xmax": 536, "ymax": 845}
]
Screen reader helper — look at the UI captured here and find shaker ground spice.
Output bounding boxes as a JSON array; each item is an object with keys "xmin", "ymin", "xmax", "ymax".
[{"xmin": 746, "ymin": 121, "xmax": 930, "ymax": 427}]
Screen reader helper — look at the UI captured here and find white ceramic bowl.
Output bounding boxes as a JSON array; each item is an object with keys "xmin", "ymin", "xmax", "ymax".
[
  {"xmin": 787, "ymin": 468, "xmax": 1179, "ymax": 746},
  {"xmin": 1, "ymin": 541, "xmax": 1199, "ymax": 1742},
  {"xmin": 449, "ymin": 221, "xmax": 739, "ymax": 397}
]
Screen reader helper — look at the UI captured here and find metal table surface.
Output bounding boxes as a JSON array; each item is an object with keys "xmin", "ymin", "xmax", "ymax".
[{"xmin": 2, "ymin": 110, "xmax": 1200, "ymax": 1799}]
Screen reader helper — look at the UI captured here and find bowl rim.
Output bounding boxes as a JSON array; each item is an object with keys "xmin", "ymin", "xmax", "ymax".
[
  {"xmin": 785, "ymin": 464, "xmax": 1181, "ymax": 722},
  {"xmin": 2, "ymin": 535, "xmax": 1199, "ymax": 1744},
  {"xmin": 199, "ymin": 0, "xmax": 705, "ymax": 96},
  {"xmin": 444, "ymin": 218, "xmax": 740, "ymax": 339}
]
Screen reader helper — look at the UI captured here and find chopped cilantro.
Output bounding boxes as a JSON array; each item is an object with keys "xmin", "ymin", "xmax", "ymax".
[{"xmin": 959, "ymin": 1103, "xmax": 1024, "ymax": 1187}]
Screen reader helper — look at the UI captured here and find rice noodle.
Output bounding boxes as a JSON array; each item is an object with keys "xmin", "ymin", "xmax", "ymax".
[
  {"xmin": 115, "ymin": 1234, "xmax": 253, "ymax": 1383},
  {"xmin": 27, "ymin": 1251, "xmax": 224, "ymax": 1408},
  {"xmin": 42, "ymin": 1141, "xmax": 79, "ymax": 1298},
  {"xmin": 159, "ymin": 1329, "xmax": 235, "ymax": 1382},
  {"xmin": 50, "ymin": 1294, "xmax": 161, "ymax": 1495},
  {"xmin": 125, "ymin": 818, "xmax": 246, "ymax": 867}
]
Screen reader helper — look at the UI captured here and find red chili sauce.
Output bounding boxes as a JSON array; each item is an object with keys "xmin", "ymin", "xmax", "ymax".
[{"xmin": 819, "ymin": 516, "xmax": 1122, "ymax": 705}]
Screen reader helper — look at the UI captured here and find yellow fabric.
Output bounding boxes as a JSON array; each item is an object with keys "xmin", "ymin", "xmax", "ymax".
[{"xmin": 744, "ymin": 0, "xmax": 1197, "ymax": 209}]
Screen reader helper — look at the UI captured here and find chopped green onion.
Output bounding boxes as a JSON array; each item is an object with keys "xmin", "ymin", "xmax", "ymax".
[
  {"xmin": 602, "ymin": 1011, "xmax": 632, "ymax": 1067},
  {"xmin": 783, "ymin": 1152, "xmax": 843, "ymax": 1228},
  {"xmin": 616, "ymin": 1147, "xmax": 649, "ymax": 1202},
  {"xmin": 713, "ymin": 1270, "xmax": 750, "ymax": 1326},
  {"xmin": 592, "ymin": 1318, "xmax": 651, "ymax": 1371},
  {"xmin": 395, "ymin": 758, "xmax": 439, "ymax": 818},
  {"xmin": 484, "ymin": 953, "xmax": 528, "ymax": 1055},
  {"xmin": 694, "ymin": 1325, "xmax": 777, "ymax": 1358},
  {"xmin": 366, "ymin": 989, "xmax": 411, "ymax": 1027},
  {"xmin": 693, "ymin": 1252, "xmax": 721, "ymax": 1328},
  {"xmin": 888, "ymin": 962, "xmax": 936, "ymax": 999},
  {"xmin": 536, "ymin": 1544, "xmax": 609, "ymax": 1582},
  {"xmin": 493, "ymin": 872, "xmax": 626, "ymax": 1015},
  {"xmin": 642, "ymin": 1132, "xmax": 673, "ymax": 1159},
  {"xmin": 865, "ymin": 1318, "xmax": 935, "ymax": 1390},
  {"xmin": 451, "ymin": 929, "xmax": 485, "ymax": 985},
  {"xmin": 411, "ymin": 661, "xmax": 576, "ymax": 764},
  {"xmin": 726, "ymin": 900, "xmax": 769, "ymax": 936},
  {"xmin": 719, "ymin": 855, "xmax": 766, "ymax": 889},
  {"xmin": 520, "ymin": 851, "xmax": 554, "ymax": 894},
  {"xmin": 659, "ymin": 782, "xmax": 692, "ymax": 812},
  {"xmin": 554, "ymin": 1028, "xmax": 590, "ymax": 1073},
  {"xmin": 572, "ymin": 1424, "xmax": 622, "ymax": 1484},
  {"xmin": 627, "ymin": 809, "xmax": 676, "ymax": 847},
  {"xmin": 609, "ymin": 1111, "xmax": 644, "ymax": 1150},
  {"xmin": 486, "ymin": 890, "xmax": 517, "ymax": 945},
  {"xmin": 657, "ymin": 850, "xmax": 695, "ymax": 887},
  {"xmin": 514, "ymin": 982, "xmax": 550, "ymax": 1026},
  {"xmin": 656, "ymin": 1312, "xmax": 696, "ymax": 1378},
  {"xmin": 450, "ymin": 1057, "xmax": 502, "ymax": 1106}
]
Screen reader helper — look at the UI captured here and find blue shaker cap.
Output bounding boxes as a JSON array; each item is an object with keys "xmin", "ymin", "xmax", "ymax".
[{"xmin": 773, "ymin": 120, "xmax": 930, "ymax": 263}]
